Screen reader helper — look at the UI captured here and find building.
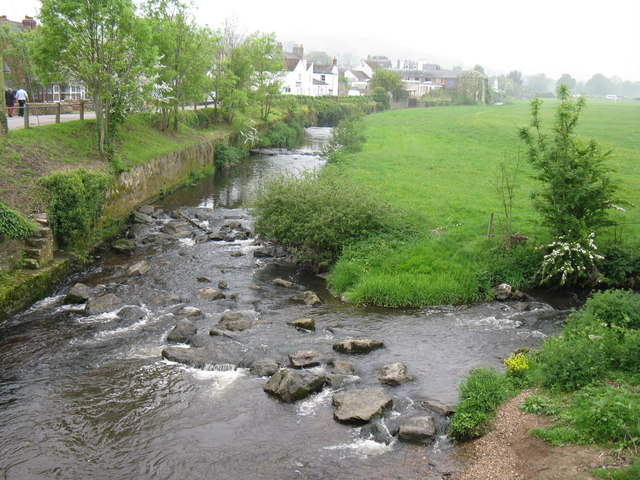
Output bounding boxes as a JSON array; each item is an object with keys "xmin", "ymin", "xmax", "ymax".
[{"xmin": 279, "ymin": 44, "xmax": 339, "ymax": 96}]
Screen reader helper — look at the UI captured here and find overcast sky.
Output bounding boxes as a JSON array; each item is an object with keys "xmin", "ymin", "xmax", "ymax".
[{"xmin": 4, "ymin": 0, "xmax": 640, "ymax": 81}]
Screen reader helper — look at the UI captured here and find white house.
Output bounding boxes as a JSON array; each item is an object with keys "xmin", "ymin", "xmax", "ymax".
[
  {"xmin": 311, "ymin": 60, "xmax": 339, "ymax": 96},
  {"xmin": 280, "ymin": 45, "xmax": 314, "ymax": 96}
]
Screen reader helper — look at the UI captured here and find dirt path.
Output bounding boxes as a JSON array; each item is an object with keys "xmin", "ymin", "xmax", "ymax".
[{"xmin": 452, "ymin": 390, "xmax": 616, "ymax": 480}]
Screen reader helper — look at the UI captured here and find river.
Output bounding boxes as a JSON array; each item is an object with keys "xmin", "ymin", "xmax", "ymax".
[{"xmin": 0, "ymin": 128, "xmax": 566, "ymax": 479}]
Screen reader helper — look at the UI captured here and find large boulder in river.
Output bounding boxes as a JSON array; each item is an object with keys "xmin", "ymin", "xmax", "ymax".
[
  {"xmin": 162, "ymin": 346, "xmax": 212, "ymax": 369},
  {"xmin": 64, "ymin": 283, "xmax": 90, "ymax": 304},
  {"xmin": 377, "ymin": 363, "xmax": 412, "ymax": 386},
  {"xmin": 176, "ymin": 306, "xmax": 204, "ymax": 318},
  {"xmin": 112, "ymin": 238, "xmax": 136, "ymax": 255},
  {"xmin": 116, "ymin": 306, "xmax": 147, "ymax": 322},
  {"xmin": 288, "ymin": 350, "xmax": 323, "ymax": 368},
  {"xmin": 217, "ymin": 312, "xmax": 253, "ymax": 331},
  {"xmin": 197, "ymin": 287, "xmax": 226, "ymax": 301},
  {"xmin": 127, "ymin": 261, "xmax": 150, "ymax": 276},
  {"xmin": 160, "ymin": 221, "xmax": 192, "ymax": 238},
  {"xmin": 294, "ymin": 291, "xmax": 321, "ymax": 306},
  {"xmin": 397, "ymin": 416, "xmax": 436, "ymax": 444},
  {"xmin": 167, "ymin": 318, "xmax": 197, "ymax": 343},
  {"xmin": 287, "ymin": 318, "xmax": 315, "ymax": 331},
  {"xmin": 263, "ymin": 368, "xmax": 327, "ymax": 403},
  {"xmin": 333, "ymin": 338, "xmax": 384, "ymax": 354},
  {"xmin": 85, "ymin": 293, "xmax": 123, "ymax": 315},
  {"xmin": 332, "ymin": 388, "xmax": 393, "ymax": 424},
  {"xmin": 250, "ymin": 358, "xmax": 280, "ymax": 377}
]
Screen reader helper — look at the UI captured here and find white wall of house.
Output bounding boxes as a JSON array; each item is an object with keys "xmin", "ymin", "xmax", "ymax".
[
  {"xmin": 281, "ymin": 59, "xmax": 314, "ymax": 96},
  {"xmin": 311, "ymin": 65, "xmax": 339, "ymax": 96}
]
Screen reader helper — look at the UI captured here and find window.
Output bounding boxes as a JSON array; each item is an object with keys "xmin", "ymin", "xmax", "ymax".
[
  {"xmin": 52, "ymin": 84, "xmax": 60, "ymax": 102},
  {"xmin": 69, "ymin": 85, "xmax": 85, "ymax": 100},
  {"xmin": 321, "ymin": 75, "xmax": 326, "ymax": 82}
]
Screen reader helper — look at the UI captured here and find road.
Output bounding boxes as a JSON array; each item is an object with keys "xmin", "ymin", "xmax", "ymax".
[{"xmin": 7, "ymin": 110, "xmax": 97, "ymax": 130}]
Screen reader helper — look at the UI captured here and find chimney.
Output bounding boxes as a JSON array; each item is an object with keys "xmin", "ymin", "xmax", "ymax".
[
  {"xmin": 332, "ymin": 58, "xmax": 337, "ymax": 66},
  {"xmin": 276, "ymin": 42, "xmax": 283, "ymax": 52},
  {"xmin": 292, "ymin": 44, "xmax": 304, "ymax": 59},
  {"xmin": 22, "ymin": 15, "xmax": 37, "ymax": 30}
]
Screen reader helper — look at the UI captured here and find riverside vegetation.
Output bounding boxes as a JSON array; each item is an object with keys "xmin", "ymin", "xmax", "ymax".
[{"xmin": 251, "ymin": 93, "xmax": 640, "ymax": 476}]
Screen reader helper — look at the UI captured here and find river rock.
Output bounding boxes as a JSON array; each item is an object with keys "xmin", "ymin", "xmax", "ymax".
[
  {"xmin": 85, "ymin": 293, "xmax": 123, "ymax": 315},
  {"xmin": 150, "ymin": 292, "xmax": 182, "ymax": 306},
  {"xmin": 420, "ymin": 399, "xmax": 456, "ymax": 416},
  {"xmin": 208, "ymin": 233, "xmax": 225, "ymax": 241},
  {"xmin": 142, "ymin": 233, "xmax": 175, "ymax": 246},
  {"xmin": 116, "ymin": 306, "xmax": 147, "ymax": 322},
  {"xmin": 167, "ymin": 318, "xmax": 198, "ymax": 343},
  {"xmin": 289, "ymin": 350, "xmax": 322, "ymax": 368},
  {"xmin": 331, "ymin": 360, "xmax": 356, "ymax": 375},
  {"xmin": 377, "ymin": 363, "xmax": 412, "ymax": 386},
  {"xmin": 287, "ymin": 318, "xmax": 315, "ymax": 331},
  {"xmin": 263, "ymin": 368, "xmax": 327, "ymax": 403},
  {"xmin": 160, "ymin": 221, "xmax": 192, "ymax": 238},
  {"xmin": 217, "ymin": 280, "xmax": 228, "ymax": 289},
  {"xmin": 176, "ymin": 306, "xmax": 204, "ymax": 318},
  {"xmin": 253, "ymin": 247, "xmax": 274, "ymax": 258},
  {"xmin": 229, "ymin": 251, "xmax": 244, "ymax": 257},
  {"xmin": 397, "ymin": 416, "xmax": 436, "ymax": 444},
  {"xmin": 137, "ymin": 205, "xmax": 155, "ymax": 216},
  {"xmin": 64, "ymin": 283, "xmax": 90, "ymax": 304},
  {"xmin": 134, "ymin": 211, "xmax": 154, "ymax": 224},
  {"xmin": 234, "ymin": 231, "xmax": 250, "ymax": 240},
  {"xmin": 333, "ymin": 338, "xmax": 385, "ymax": 354},
  {"xmin": 492, "ymin": 283, "xmax": 512, "ymax": 301},
  {"xmin": 161, "ymin": 346, "xmax": 213, "ymax": 369},
  {"xmin": 112, "ymin": 238, "xmax": 136, "ymax": 254},
  {"xmin": 273, "ymin": 278, "xmax": 294, "ymax": 288},
  {"xmin": 332, "ymin": 388, "xmax": 393, "ymax": 424},
  {"xmin": 326, "ymin": 374, "xmax": 359, "ymax": 389},
  {"xmin": 127, "ymin": 261, "xmax": 150, "ymax": 276},
  {"xmin": 197, "ymin": 288, "xmax": 226, "ymax": 301},
  {"xmin": 218, "ymin": 312, "xmax": 252, "ymax": 331},
  {"xmin": 250, "ymin": 358, "xmax": 280, "ymax": 377},
  {"xmin": 294, "ymin": 291, "xmax": 321, "ymax": 306},
  {"xmin": 126, "ymin": 223, "xmax": 148, "ymax": 239}
]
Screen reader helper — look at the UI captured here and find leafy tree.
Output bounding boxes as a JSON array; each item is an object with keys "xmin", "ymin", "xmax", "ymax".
[
  {"xmin": 519, "ymin": 84, "xmax": 617, "ymax": 241},
  {"xmin": 247, "ymin": 32, "xmax": 284, "ymax": 121},
  {"xmin": 556, "ymin": 73, "xmax": 576, "ymax": 91},
  {"xmin": 372, "ymin": 86, "xmax": 390, "ymax": 111},
  {"xmin": 33, "ymin": 0, "xmax": 157, "ymax": 159},
  {"xmin": 585, "ymin": 73, "xmax": 613, "ymax": 96},
  {"xmin": 0, "ymin": 25, "xmax": 43, "ymax": 93},
  {"xmin": 143, "ymin": 0, "xmax": 217, "ymax": 131},
  {"xmin": 307, "ymin": 51, "xmax": 332, "ymax": 64},
  {"xmin": 473, "ymin": 64, "xmax": 485, "ymax": 74},
  {"xmin": 457, "ymin": 71, "xmax": 489, "ymax": 104},
  {"xmin": 525, "ymin": 73, "xmax": 552, "ymax": 95},
  {"xmin": 370, "ymin": 68, "xmax": 406, "ymax": 101}
]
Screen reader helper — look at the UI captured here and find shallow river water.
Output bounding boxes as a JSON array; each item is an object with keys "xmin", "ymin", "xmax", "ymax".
[{"xmin": 0, "ymin": 128, "xmax": 567, "ymax": 479}]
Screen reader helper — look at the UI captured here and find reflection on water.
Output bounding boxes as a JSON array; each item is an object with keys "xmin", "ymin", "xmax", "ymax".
[{"xmin": 0, "ymin": 127, "xmax": 566, "ymax": 480}]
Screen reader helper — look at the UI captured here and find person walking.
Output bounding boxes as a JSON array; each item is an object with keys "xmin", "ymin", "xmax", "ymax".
[
  {"xmin": 4, "ymin": 88, "xmax": 15, "ymax": 117},
  {"xmin": 15, "ymin": 86, "xmax": 28, "ymax": 117}
]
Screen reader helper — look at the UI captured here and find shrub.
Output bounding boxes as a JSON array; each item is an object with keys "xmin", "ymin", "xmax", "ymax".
[
  {"xmin": 0, "ymin": 202, "xmax": 36, "ymax": 239},
  {"xmin": 262, "ymin": 120, "xmax": 304, "ymax": 148},
  {"xmin": 564, "ymin": 289, "xmax": 640, "ymax": 332},
  {"xmin": 597, "ymin": 244, "xmax": 640, "ymax": 288},
  {"xmin": 592, "ymin": 458, "xmax": 640, "ymax": 480},
  {"xmin": 450, "ymin": 367, "xmax": 513, "ymax": 441},
  {"xmin": 40, "ymin": 169, "xmax": 109, "ymax": 247},
  {"xmin": 215, "ymin": 143, "xmax": 246, "ymax": 168},
  {"xmin": 322, "ymin": 116, "xmax": 366, "ymax": 160},
  {"xmin": 538, "ymin": 233, "xmax": 604, "ymax": 286},
  {"xmin": 251, "ymin": 170, "xmax": 398, "ymax": 271}
]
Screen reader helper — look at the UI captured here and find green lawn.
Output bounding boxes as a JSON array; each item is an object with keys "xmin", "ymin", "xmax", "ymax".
[{"xmin": 327, "ymin": 100, "xmax": 640, "ymax": 306}]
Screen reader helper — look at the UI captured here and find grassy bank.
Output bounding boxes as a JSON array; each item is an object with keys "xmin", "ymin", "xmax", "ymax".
[
  {"xmin": 324, "ymin": 100, "xmax": 640, "ymax": 306},
  {"xmin": 0, "ymin": 110, "xmax": 231, "ymax": 216}
]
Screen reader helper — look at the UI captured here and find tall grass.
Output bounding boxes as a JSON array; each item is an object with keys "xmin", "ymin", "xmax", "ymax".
[{"xmin": 327, "ymin": 100, "xmax": 640, "ymax": 306}]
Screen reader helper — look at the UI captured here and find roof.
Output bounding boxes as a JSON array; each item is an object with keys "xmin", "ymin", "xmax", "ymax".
[
  {"xmin": 351, "ymin": 70, "xmax": 371, "ymax": 81},
  {"xmin": 313, "ymin": 64, "xmax": 335, "ymax": 74},
  {"xmin": 312, "ymin": 79, "xmax": 328, "ymax": 86},
  {"xmin": 284, "ymin": 58, "xmax": 302, "ymax": 72},
  {"xmin": 393, "ymin": 69, "xmax": 484, "ymax": 79}
]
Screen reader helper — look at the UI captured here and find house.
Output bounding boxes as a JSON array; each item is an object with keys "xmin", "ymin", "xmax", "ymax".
[
  {"xmin": 0, "ymin": 14, "xmax": 86, "ymax": 102},
  {"xmin": 343, "ymin": 60, "xmax": 377, "ymax": 95},
  {"xmin": 279, "ymin": 44, "xmax": 339, "ymax": 96},
  {"xmin": 395, "ymin": 69, "xmax": 443, "ymax": 97}
]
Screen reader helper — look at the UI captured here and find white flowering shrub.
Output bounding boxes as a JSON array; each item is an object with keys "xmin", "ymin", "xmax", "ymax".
[{"xmin": 539, "ymin": 233, "xmax": 604, "ymax": 285}]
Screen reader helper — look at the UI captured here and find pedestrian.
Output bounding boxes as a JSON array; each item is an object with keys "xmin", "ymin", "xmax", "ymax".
[
  {"xmin": 14, "ymin": 86, "xmax": 28, "ymax": 117},
  {"xmin": 4, "ymin": 88, "xmax": 14, "ymax": 117}
]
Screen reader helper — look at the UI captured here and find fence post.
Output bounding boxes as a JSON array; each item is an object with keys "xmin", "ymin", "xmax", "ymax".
[
  {"xmin": 80, "ymin": 100, "xmax": 85, "ymax": 121},
  {"xmin": 56, "ymin": 102, "xmax": 61, "ymax": 123},
  {"xmin": 24, "ymin": 104, "xmax": 29, "ymax": 128}
]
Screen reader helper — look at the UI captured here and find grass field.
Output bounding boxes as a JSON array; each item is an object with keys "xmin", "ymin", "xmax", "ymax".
[{"xmin": 326, "ymin": 99, "xmax": 640, "ymax": 306}]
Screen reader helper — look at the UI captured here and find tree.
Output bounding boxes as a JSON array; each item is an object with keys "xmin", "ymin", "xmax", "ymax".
[
  {"xmin": 372, "ymin": 87, "xmax": 390, "ymax": 111},
  {"xmin": 246, "ymin": 32, "xmax": 284, "ymax": 121},
  {"xmin": 34, "ymin": 0, "xmax": 157, "ymax": 159},
  {"xmin": 307, "ymin": 51, "xmax": 331, "ymax": 65},
  {"xmin": 473, "ymin": 64, "xmax": 485, "ymax": 75},
  {"xmin": 556, "ymin": 73, "xmax": 576, "ymax": 92},
  {"xmin": 519, "ymin": 84, "xmax": 617, "ymax": 242},
  {"xmin": 585, "ymin": 73, "xmax": 613, "ymax": 96},
  {"xmin": 370, "ymin": 68, "xmax": 406, "ymax": 101},
  {"xmin": 456, "ymin": 71, "xmax": 489, "ymax": 104},
  {"xmin": 143, "ymin": 0, "xmax": 217, "ymax": 131},
  {"xmin": 525, "ymin": 73, "xmax": 552, "ymax": 95},
  {"xmin": 505, "ymin": 70, "xmax": 523, "ymax": 97}
]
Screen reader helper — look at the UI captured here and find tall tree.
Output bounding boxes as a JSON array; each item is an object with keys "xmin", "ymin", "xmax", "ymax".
[
  {"xmin": 585, "ymin": 73, "xmax": 613, "ymax": 96},
  {"xmin": 143, "ymin": 0, "xmax": 217, "ymax": 131},
  {"xmin": 525, "ymin": 73, "xmax": 552, "ymax": 95},
  {"xmin": 556, "ymin": 73, "xmax": 576, "ymax": 91},
  {"xmin": 247, "ymin": 33, "xmax": 283, "ymax": 121},
  {"xmin": 370, "ymin": 68, "xmax": 406, "ymax": 101},
  {"xmin": 33, "ymin": 0, "xmax": 157, "ymax": 159}
]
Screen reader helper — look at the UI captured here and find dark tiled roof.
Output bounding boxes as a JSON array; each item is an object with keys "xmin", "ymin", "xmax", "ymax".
[
  {"xmin": 313, "ymin": 79, "xmax": 328, "ymax": 85},
  {"xmin": 351, "ymin": 70, "xmax": 371, "ymax": 81},
  {"xmin": 313, "ymin": 64, "xmax": 335, "ymax": 74},
  {"xmin": 284, "ymin": 58, "xmax": 302, "ymax": 72}
]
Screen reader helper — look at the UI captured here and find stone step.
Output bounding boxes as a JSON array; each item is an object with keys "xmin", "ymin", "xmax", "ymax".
[
  {"xmin": 23, "ymin": 258, "xmax": 40, "ymax": 270},
  {"xmin": 26, "ymin": 237, "xmax": 49, "ymax": 248},
  {"xmin": 23, "ymin": 248, "xmax": 45, "ymax": 260}
]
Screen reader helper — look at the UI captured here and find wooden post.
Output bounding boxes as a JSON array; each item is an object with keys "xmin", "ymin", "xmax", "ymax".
[
  {"xmin": 79, "ymin": 100, "xmax": 85, "ymax": 120},
  {"xmin": 55, "ymin": 102, "xmax": 61, "ymax": 123},
  {"xmin": 24, "ymin": 103, "xmax": 29, "ymax": 128},
  {"xmin": 0, "ymin": 56, "xmax": 7, "ymax": 135},
  {"xmin": 487, "ymin": 212, "xmax": 494, "ymax": 238}
]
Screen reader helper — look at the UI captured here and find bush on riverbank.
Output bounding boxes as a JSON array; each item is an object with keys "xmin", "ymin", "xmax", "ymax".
[
  {"xmin": 251, "ymin": 169, "xmax": 400, "ymax": 271},
  {"xmin": 40, "ymin": 169, "xmax": 110, "ymax": 247},
  {"xmin": 0, "ymin": 203, "xmax": 36, "ymax": 239}
]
